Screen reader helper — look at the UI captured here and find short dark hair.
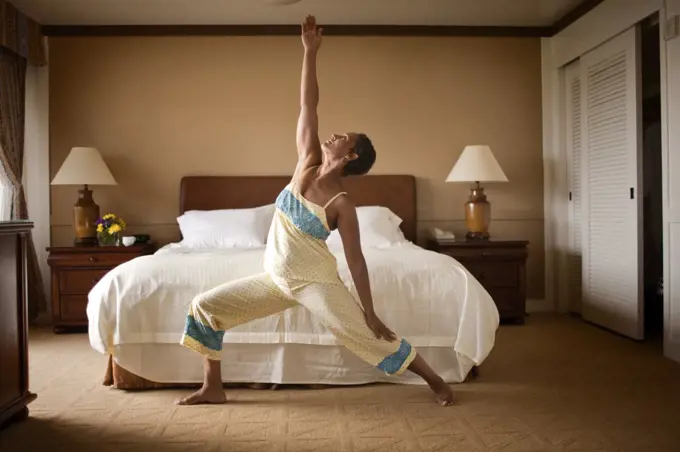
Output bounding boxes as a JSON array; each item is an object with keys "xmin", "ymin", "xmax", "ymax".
[{"xmin": 343, "ymin": 133, "xmax": 376, "ymax": 177}]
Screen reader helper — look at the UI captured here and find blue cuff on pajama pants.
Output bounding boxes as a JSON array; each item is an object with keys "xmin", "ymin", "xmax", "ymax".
[
  {"xmin": 180, "ymin": 314, "xmax": 225, "ymax": 361},
  {"xmin": 377, "ymin": 339, "xmax": 417, "ymax": 375}
]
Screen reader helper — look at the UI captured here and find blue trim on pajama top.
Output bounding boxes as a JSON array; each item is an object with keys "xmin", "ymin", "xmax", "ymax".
[
  {"xmin": 184, "ymin": 314, "xmax": 225, "ymax": 351},
  {"xmin": 377, "ymin": 339, "xmax": 412, "ymax": 374},
  {"xmin": 276, "ymin": 189, "xmax": 330, "ymax": 240}
]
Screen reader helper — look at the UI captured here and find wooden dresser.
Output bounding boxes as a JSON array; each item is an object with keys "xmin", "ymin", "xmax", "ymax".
[
  {"xmin": 47, "ymin": 244, "xmax": 155, "ymax": 333},
  {"xmin": 0, "ymin": 221, "xmax": 36, "ymax": 428},
  {"xmin": 427, "ymin": 239, "xmax": 529, "ymax": 324}
]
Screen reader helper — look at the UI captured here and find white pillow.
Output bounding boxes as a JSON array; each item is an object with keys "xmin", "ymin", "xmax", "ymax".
[
  {"xmin": 177, "ymin": 204, "xmax": 275, "ymax": 249},
  {"xmin": 326, "ymin": 206, "xmax": 407, "ymax": 249}
]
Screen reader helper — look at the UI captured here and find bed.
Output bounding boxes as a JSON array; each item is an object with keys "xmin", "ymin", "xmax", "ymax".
[{"xmin": 87, "ymin": 175, "xmax": 500, "ymax": 389}]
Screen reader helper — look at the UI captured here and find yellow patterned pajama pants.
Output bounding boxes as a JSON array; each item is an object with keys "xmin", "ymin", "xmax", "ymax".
[{"xmin": 180, "ymin": 272, "xmax": 417, "ymax": 375}]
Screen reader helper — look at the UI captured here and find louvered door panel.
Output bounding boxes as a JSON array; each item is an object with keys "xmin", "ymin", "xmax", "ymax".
[
  {"xmin": 565, "ymin": 60, "xmax": 583, "ymax": 314},
  {"xmin": 580, "ymin": 26, "xmax": 643, "ymax": 340}
]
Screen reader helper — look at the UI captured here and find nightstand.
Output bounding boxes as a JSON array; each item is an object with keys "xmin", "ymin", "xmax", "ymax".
[
  {"xmin": 47, "ymin": 244, "xmax": 155, "ymax": 333},
  {"xmin": 426, "ymin": 239, "xmax": 529, "ymax": 324}
]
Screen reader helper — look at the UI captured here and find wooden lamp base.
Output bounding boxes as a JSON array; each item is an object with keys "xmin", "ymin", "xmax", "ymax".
[
  {"xmin": 464, "ymin": 182, "xmax": 491, "ymax": 241},
  {"xmin": 73, "ymin": 184, "xmax": 100, "ymax": 247}
]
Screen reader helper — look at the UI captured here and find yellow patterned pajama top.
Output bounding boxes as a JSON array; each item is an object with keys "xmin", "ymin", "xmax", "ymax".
[{"xmin": 180, "ymin": 182, "xmax": 417, "ymax": 375}]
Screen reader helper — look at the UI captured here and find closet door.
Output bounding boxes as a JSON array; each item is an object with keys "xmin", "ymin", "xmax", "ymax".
[
  {"xmin": 580, "ymin": 26, "xmax": 644, "ymax": 340},
  {"xmin": 565, "ymin": 60, "xmax": 583, "ymax": 314}
]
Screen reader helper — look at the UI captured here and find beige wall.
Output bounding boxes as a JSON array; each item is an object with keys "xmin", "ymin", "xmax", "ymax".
[{"xmin": 49, "ymin": 35, "xmax": 545, "ymax": 299}]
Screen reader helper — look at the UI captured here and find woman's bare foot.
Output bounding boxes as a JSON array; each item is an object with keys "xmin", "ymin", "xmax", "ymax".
[
  {"xmin": 176, "ymin": 357, "xmax": 226, "ymax": 405},
  {"xmin": 429, "ymin": 377, "xmax": 455, "ymax": 406},
  {"xmin": 175, "ymin": 386, "xmax": 226, "ymax": 405},
  {"xmin": 407, "ymin": 354, "xmax": 455, "ymax": 406}
]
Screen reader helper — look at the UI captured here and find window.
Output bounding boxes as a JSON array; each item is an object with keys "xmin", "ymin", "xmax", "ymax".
[{"xmin": 0, "ymin": 160, "xmax": 12, "ymax": 221}]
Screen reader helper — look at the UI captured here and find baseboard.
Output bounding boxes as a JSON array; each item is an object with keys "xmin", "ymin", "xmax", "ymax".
[{"xmin": 527, "ymin": 298, "xmax": 554, "ymax": 313}]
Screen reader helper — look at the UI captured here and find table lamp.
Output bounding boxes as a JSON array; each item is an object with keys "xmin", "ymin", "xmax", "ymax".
[
  {"xmin": 51, "ymin": 147, "xmax": 118, "ymax": 246},
  {"xmin": 446, "ymin": 145, "xmax": 508, "ymax": 240}
]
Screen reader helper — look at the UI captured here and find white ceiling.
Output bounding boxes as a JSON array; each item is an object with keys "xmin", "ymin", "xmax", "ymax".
[{"xmin": 12, "ymin": 0, "xmax": 583, "ymax": 27}]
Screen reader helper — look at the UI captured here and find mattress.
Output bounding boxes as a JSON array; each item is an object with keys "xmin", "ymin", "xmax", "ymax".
[{"xmin": 87, "ymin": 242, "xmax": 499, "ymax": 384}]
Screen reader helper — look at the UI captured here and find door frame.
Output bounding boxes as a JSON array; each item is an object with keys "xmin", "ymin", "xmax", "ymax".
[{"xmin": 662, "ymin": 0, "xmax": 680, "ymax": 363}]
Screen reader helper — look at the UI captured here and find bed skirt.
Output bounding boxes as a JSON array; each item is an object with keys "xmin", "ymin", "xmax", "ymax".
[
  {"xmin": 103, "ymin": 355, "xmax": 478, "ymax": 390},
  {"xmin": 102, "ymin": 342, "xmax": 477, "ymax": 390},
  {"xmin": 102, "ymin": 355, "xmax": 321, "ymax": 390}
]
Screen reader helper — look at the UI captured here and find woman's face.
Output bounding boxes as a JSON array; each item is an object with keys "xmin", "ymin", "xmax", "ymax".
[{"xmin": 322, "ymin": 132, "xmax": 358, "ymax": 160}]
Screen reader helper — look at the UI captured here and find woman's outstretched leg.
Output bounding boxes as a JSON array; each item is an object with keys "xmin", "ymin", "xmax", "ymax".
[
  {"xmin": 293, "ymin": 281, "xmax": 455, "ymax": 406},
  {"xmin": 175, "ymin": 273, "xmax": 296, "ymax": 405}
]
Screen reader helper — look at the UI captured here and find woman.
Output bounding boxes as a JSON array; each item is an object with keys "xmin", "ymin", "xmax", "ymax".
[{"xmin": 177, "ymin": 15, "xmax": 454, "ymax": 406}]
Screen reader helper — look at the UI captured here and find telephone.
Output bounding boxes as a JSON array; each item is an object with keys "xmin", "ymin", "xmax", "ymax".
[{"xmin": 430, "ymin": 228, "xmax": 456, "ymax": 241}]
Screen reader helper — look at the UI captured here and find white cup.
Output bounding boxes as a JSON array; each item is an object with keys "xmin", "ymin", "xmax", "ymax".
[{"xmin": 122, "ymin": 236, "xmax": 136, "ymax": 247}]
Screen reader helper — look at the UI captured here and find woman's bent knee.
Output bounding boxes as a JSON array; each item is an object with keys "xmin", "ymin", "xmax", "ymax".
[{"xmin": 191, "ymin": 290, "xmax": 215, "ymax": 313}]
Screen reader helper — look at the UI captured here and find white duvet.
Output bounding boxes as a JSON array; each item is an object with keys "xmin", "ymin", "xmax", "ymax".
[{"xmin": 87, "ymin": 242, "xmax": 499, "ymax": 367}]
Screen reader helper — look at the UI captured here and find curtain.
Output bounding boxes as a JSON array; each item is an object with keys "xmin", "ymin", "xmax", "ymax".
[
  {"xmin": 0, "ymin": 45, "xmax": 45, "ymax": 320},
  {"xmin": 0, "ymin": 157, "xmax": 11, "ymax": 220}
]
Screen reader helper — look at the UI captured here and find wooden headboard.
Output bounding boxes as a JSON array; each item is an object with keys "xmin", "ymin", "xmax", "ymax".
[{"xmin": 180, "ymin": 175, "xmax": 417, "ymax": 242}]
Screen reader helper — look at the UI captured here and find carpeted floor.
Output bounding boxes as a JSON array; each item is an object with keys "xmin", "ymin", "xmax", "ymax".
[{"xmin": 1, "ymin": 314, "xmax": 680, "ymax": 451}]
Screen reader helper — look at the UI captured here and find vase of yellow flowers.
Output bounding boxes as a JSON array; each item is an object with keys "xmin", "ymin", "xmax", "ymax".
[{"xmin": 96, "ymin": 213, "xmax": 126, "ymax": 247}]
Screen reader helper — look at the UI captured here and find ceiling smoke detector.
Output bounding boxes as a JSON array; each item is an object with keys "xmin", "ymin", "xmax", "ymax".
[{"xmin": 263, "ymin": 0, "xmax": 302, "ymax": 5}]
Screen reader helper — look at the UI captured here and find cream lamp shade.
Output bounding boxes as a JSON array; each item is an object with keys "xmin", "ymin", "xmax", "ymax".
[
  {"xmin": 51, "ymin": 147, "xmax": 117, "ymax": 186},
  {"xmin": 445, "ymin": 145, "xmax": 508, "ymax": 183}
]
